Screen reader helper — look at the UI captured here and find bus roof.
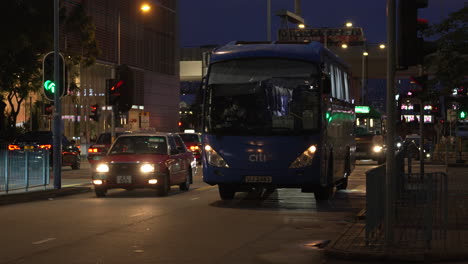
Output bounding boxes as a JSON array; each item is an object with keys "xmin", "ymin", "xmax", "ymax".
[{"xmin": 210, "ymin": 41, "xmax": 346, "ymax": 66}]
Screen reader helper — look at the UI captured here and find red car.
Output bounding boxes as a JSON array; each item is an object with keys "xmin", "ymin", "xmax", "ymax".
[
  {"xmin": 91, "ymin": 133, "xmax": 196, "ymax": 197},
  {"xmin": 177, "ymin": 132, "xmax": 202, "ymax": 164},
  {"xmin": 87, "ymin": 132, "xmax": 129, "ymax": 167}
]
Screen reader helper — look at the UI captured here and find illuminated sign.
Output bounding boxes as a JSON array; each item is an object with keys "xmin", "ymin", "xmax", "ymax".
[{"xmin": 355, "ymin": 106, "xmax": 370, "ymax": 114}]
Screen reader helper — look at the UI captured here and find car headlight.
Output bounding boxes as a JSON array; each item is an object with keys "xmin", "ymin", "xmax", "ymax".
[
  {"xmin": 140, "ymin": 164, "xmax": 155, "ymax": 173},
  {"xmin": 289, "ymin": 145, "xmax": 317, "ymax": 168},
  {"xmin": 373, "ymin": 145, "xmax": 383, "ymax": 152},
  {"xmin": 396, "ymin": 142, "xmax": 402, "ymax": 148},
  {"xmin": 204, "ymin": 145, "xmax": 229, "ymax": 168},
  {"xmin": 96, "ymin": 164, "xmax": 109, "ymax": 173}
]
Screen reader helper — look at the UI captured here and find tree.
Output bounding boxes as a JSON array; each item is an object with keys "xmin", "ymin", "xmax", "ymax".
[
  {"xmin": 423, "ymin": 6, "xmax": 467, "ymax": 95},
  {"xmin": 0, "ymin": 0, "xmax": 99, "ymax": 139}
]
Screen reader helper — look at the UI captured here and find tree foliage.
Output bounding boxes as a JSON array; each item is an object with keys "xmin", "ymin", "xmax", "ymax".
[
  {"xmin": 0, "ymin": 0, "xmax": 99, "ymax": 139},
  {"xmin": 423, "ymin": 6, "xmax": 468, "ymax": 94}
]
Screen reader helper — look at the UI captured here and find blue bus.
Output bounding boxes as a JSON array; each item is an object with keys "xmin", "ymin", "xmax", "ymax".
[{"xmin": 201, "ymin": 41, "xmax": 355, "ymax": 201}]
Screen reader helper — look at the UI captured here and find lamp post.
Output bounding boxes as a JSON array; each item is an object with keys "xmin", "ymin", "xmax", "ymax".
[{"xmin": 113, "ymin": 3, "xmax": 152, "ymax": 141}]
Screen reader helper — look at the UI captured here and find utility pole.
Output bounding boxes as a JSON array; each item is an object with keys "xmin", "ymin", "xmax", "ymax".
[{"xmin": 53, "ymin": 0, "xmax": 62, "ymax": 189}]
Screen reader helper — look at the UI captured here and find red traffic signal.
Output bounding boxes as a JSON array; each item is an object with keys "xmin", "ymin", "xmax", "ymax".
[{"xmin": 90, "ymin": 104, "xmax": 99, "ymax": 121}]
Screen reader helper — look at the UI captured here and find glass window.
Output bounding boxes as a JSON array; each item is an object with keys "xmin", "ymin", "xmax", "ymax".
[
  {"xmin": 109, "ymin": 136, "xmax": 168, "ymax": 155},
  {"xmin": 173, "ymin": 136, "xmax": 187, "ymax": 153}
]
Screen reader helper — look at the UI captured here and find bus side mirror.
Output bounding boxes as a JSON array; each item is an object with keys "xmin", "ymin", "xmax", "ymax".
[{"xmin": 322, "ymin": 75, "xmax": 332, "ymax": 94}]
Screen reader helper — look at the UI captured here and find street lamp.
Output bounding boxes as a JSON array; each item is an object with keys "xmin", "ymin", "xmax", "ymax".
[
  {"xmin": 141, "ymin": 3, "xmax": 151, "ymax": 12},
  {"xmin": 345, "ymin": 22, "xmax": 353, "ymax": 28},
  {"xmin": 341, "ymin": 43, "xmax": 348, "ymax": 49}
]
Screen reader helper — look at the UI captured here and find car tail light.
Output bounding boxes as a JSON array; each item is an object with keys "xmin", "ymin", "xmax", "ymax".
[
  {"xmin": 8, "ymin": 145, "xmax": 20, "ymax": 151},
  {"xmin": 190, "ymin": 145, "xmax": 200, "ymax": 152},
  {"xmin": 40, "ymin": 144, "xmax": 52, "ymax": 149},
  {"xmin": 88, "ymin": 148, "xmax": 99, "ymax": 153}
]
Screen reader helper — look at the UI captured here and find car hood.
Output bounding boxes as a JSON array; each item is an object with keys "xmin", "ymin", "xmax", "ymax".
[{"xmin": 102, "ymin": 154, "xmax": 169, "ymax": 164}]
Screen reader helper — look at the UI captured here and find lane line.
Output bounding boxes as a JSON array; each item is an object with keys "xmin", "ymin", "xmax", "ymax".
[
  {"xmin": 130, "ymin": 213, "xmax": 146, "ymax": 217},
  {"xmin": 32, "ymin": 238, "xmax": 56, "ymax": 245},
  {"xmin": 194, "ymin": 186, "xmax": 215, "ymax": 192},
  {"xmin": 190, "ymin": 197, "xmax": 200, "ymax": 200}
]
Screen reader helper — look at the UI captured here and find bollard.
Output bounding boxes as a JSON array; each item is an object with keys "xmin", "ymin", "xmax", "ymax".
[
  {"xmin": 24, "ymin": 151, "xmax": 29, "ymax": 191},
  {"xmin": 4, "ymin": 150, "xmax": 8, "ymax": 193}
]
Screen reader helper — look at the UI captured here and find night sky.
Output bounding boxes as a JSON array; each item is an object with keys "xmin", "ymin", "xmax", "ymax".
[{"xmin": 179, "ymin": 0, "xmax": 465, "ymax": 47}]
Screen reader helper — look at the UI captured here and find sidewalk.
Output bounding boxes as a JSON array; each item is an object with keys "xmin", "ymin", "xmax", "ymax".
[{"xmin": 325, "ymin": 164, "xmax": 468, "ymax": 262}]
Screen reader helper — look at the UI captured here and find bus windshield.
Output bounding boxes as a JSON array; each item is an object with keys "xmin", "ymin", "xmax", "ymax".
[{"xmin": 206, "ymin": 59, "xmax": 321, "ymax": 136}]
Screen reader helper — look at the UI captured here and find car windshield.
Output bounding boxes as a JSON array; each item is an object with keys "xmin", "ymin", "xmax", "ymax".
[
  {"xmin": 178, "ymin": 134, "xmax": 200, "ymax": 143},
  {"xmin": 96, "ymin": 133, "xmax": 126, "ymax": 144},
  {"xmin": 108, "ymin": 136, "xmax": 168, "ymax": 155},
  {"xmin": 205, "ymin": 59, "xmax": 320, "ymax": 136}
]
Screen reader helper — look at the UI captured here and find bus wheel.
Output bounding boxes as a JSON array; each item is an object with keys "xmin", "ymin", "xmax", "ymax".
[
  {"xmin": 218, "ymin": 184, "xmax": 235, "ymax": 200},
  {"xmin": 314, "ymin": 185, "xmax": 333, "ymax": 201}
]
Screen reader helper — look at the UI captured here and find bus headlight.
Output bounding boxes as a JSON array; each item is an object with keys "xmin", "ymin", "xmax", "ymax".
[
  {"xmin": 373, "ymin": 145, "xmax": 383, "ymax": 153},
  {"xmin": 204, "ymin": 145, "xmax": 229, "ymax": 168},
  {"xmin": 140, "ymin": 164, "xmax": 155, "ymax": 173},
  {"xmin": 96, "ymin": 164, "xmax": 109, "ymax": 173},
  {"xmin": 289, "ymin": 145, "xmax": 317, "ymax": 168}
]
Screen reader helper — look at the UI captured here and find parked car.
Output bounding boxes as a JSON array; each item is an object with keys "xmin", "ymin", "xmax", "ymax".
[
  {"xmin": 87, "ymin": 131, "xmax": 130, "ymax": 167},
  {"xmin": 91, "ymin": 133, "xmax": 196, "ymax": 197},
  {"xmin": 177, "ymin": 132, "xmax": 202, "ymax": 164},
  {"xmin": 10, "ymin": 131, "xmax": 80, "ymax": 169}
]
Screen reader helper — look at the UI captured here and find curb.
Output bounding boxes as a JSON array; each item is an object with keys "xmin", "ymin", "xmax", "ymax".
[{"xmin": 0, "ymin": 187, "xmax": 92, "ymax": 206}]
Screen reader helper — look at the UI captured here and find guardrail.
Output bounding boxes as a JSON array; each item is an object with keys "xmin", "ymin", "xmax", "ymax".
[{"xmin": 0, "ymin": 144, "xmax": 50, "ymax": 193}]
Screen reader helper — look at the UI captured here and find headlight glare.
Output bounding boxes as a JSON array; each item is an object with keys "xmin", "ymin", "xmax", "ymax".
[
  {"xmin": 290, "ymin": 145, "xmax": 317, "ymax": 168},
  {"xmin": 140, "ymin": 164, "xmax": 155, "ymax": 173},
  {"xmin": 373, "ymin": 146, "xmax": 383, "ymax": 152},
  {"xmin": 204, "ymin": 144, "xmax": 229, "ymax": 168},
  {"xmin": 96, "ymin": 164, "xmax": 109, "ymax": 173}
]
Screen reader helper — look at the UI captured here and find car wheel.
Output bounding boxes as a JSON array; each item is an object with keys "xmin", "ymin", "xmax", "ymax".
[
  {"xmin": 218, "ymin": 184, "xmax": 236, "ymax": 200},
  {"xmin": 156, "ymin": 175, "xmax": 170, "ymax": 196},
  {"xmin": 179, "ymin": 172, "xmax": 191, "ymax": 191},
  {"xmin": 95, "ymin": 187, "xmax": 107, "ymax": 197}
]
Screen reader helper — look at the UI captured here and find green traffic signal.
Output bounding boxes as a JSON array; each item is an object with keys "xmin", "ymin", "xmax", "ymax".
[
  {"xmin": 459, "ymin": 110, "xmax": 467, "ymax": 120},
  {"xmin": 44, "ymin": 80, "xmax": 55, "ymax": 93}
]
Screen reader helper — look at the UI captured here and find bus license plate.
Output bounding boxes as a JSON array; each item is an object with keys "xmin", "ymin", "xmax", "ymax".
[
  {"xmin": 117, "ymin": 176, "xmax": 132, "ymax": 184},
  {"xmin": 244, "ymin": 176, "xmax": 272, "ymax": 183}
]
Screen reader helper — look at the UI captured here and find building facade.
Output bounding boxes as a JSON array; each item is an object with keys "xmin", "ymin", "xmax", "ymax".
[{"xmin": 57, "ymin": 0, "xmax": 179, "ymax": 145}]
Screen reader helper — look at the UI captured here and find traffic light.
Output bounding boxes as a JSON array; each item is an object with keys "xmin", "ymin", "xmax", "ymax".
[
  {"xmin": 44, "ymin": 103, "xmax": 54, "ymax": 115},
  {"xmin": 106, "ymin": 79, "xmax": 121, "ymax": 105},
  {"xmin": 459, "ymin": 109, "xmax": 467, "ymax": 120},
  {"xmin": 42, "ymin": 52, "xmax": 66, "ymax": 101},
  {"xmin": 398, "ymin": 0, "xmax": 428, "ymax": 68},
  {"xmin": 112, "ymin": 65, "xmax": 134, "ymax": 113},
  {"xmin": 90, "ymin": 104, "xmax": 99, "ymax": 121}
]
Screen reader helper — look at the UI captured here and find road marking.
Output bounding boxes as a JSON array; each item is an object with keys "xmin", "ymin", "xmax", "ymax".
[
  {"xmin": 194, "ymin": 186, "xmax": 215, "ymax": 192},
  {"xmin": 190, "ymin": 197, "xmax": 200, "ymax": 200},
  {"xmin": 32, "ymin": 238, "xmax": 56, "ymax": 245},
  {"xmin": 62, "ymin": 182, "xmax": 91, "ymax": 187},
  {"xmin": 130, "ymin": 213, "xmax": 145, "ymax": 217}
]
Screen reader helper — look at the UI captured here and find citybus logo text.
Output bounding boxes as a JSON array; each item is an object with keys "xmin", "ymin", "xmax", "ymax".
[{"xmin": 249, "ymin": 153, "xmax": 267, "ymax": 162}]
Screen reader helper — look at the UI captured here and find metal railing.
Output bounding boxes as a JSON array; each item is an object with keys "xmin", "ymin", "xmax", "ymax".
[
  {"xmin": 0, "ymin": 144, "xmax": 50, "ymax": 193},
  {"xmin": 365, "ymin": 143, "xmax": 449, "ymax": 250}
]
